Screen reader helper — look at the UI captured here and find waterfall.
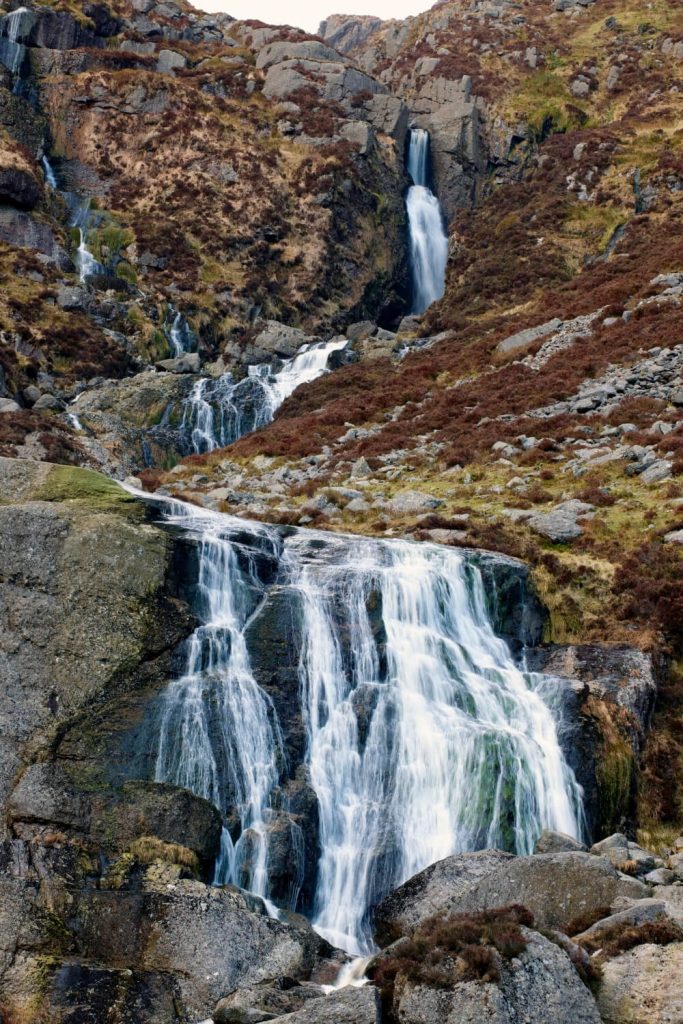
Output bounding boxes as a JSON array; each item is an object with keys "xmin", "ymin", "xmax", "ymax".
[
  {"xmin": 182, "ymin": 337, "xmax": 349, "ymax": 454},
  {"xmin": 167, "ymin": 307, "xmax": 195, "ymax": 357},
  {"xmin": 0, "ymin": 7, "xmax": 31, "ymax": 76},
  {"xmin": 405, "ymin": 129, "xmax": 448, "ymax": 314},
  {"xmin": 150, "ymin": 502, "xmax": 584, "ymax": 954}
]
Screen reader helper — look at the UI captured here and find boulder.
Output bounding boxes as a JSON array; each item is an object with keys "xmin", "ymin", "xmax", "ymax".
[
  {"xmin": 256, "ymin": 40, "xmax": 343, "ymax": 70},
  {"xmin": 0, "ymin": 397, "xmax": 21, "ymax": 412},
  {"xmin": 156, "ymin": 352, "xmax": 202, "ymax": 373},
  {"xmin": 105, "ymin": 780, "xmax": 222, "ymax": 867},
  {"xmin": 387, "ymin": 490, "xmax": 443, "ymax": 515},
  {"xmin": 447, "ymin": 852, "xmax": 649, "ymax": 932},
  {"xmin": 496, "ymin": 318, "xmax": 562, "ymax": 356},
  {"xmin": 573, "ymin": 899, "xmax": 674, "ymax": 947},
  {"xmin": 534, "ymin": 829, "xmax": 588, "ymax": 854},
  {"xmin": 252, "ymin": 321, "xmax": 314, "ymax": 360},
  {"xmin": 264, "ymin": 986, "xmax": 380, "ymax": 1024},
  {"xmin": 156, "ymin": 48, "xmax": 187, "ymax": 73},
  {"xmin": 596, "ymin": 942, "xmax": 683, "ymax": 1024},
  {"xmin": 373, "ymin": 850, "xmax": 513, "ymax": 946},
  {"xmin": 75, "ymin": 881, "xmax": 327, "ymax": 1021},
  {"xmin": 392, "ymin": 928, "xmax": 601, "ymax": 1024},
  {"xmin": 33, "ymin": 392, "xmax": 65, "ymax": 412},
  {"xmin": 213, "ymin": 978, "xmax": 327, "ymax": 1023},
  {"xmin": 527, "ymin": 500, "xmax": 595, "ymax": 542}
]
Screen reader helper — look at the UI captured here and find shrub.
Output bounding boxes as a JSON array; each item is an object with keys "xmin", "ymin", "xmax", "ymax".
[{"xmin": 369, "ymin": 905, "xmax": 533, "ymax": 1010}]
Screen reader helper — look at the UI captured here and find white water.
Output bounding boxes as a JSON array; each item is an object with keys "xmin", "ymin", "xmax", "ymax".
[
  {"xmin": 182, "ymin": 336, "xmax": 348, "ymax": 454},
  {"xmin": 154, "ymin": 504, "xmax": 284, "ymax": 897},
  {"xmin": 151, "ymin": 503, "xmax": 583, "ymax": 954},
  {"xmin": 406, "ymin": 129, "xmax": 448, "ymax": 314}
]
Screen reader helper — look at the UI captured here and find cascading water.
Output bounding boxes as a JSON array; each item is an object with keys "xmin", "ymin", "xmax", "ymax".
[
  {"xmin": 154, "ymin": 503, "xmax": 284, "ymax": 898},
  {"xmin": 42, "ymin": 156, "xmax": 103, "ymax": 282},
  {"xmin": 150, "ymin": 502, "xmax": 584, "ymax": 955},
  {"xmin": 166, "ymin": 307, "xmax": 195, "ymax": 357},
  {"xmin": 182, "ymin": 337, "xmax": 349, "ymax": 454},
  {"xmin": 0, "ymin": 7, "xmax": 32, "ymax": 77},
  {"xmin": 405, "ymin": 128, "xmax": 448, "ymax": 314}
]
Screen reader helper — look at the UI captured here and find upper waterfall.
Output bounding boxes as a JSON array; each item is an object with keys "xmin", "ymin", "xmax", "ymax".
[
  {"xmin": 149, "ymin": 500, "xmax": 584, "ymax": 956},
  {"xmin": 405, "ymin": 128, "xmax": 448, "ymax": 314}
]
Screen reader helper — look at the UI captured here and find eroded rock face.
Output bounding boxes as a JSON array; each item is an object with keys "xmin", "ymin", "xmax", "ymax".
[{"xmin": 596, "ymin": 942, "xmax": 683, "ymax": 1024}]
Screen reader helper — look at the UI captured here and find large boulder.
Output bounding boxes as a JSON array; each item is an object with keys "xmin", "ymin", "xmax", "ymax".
[
  {"xmin": 451, "ymin": 852, "xmax": 649, "ymax": 931},
  {"xmin": 373, "ymin": 850, "xmax": 513, "ymax": 946},
  {"xmin": 390, "ymin": 929, "xmax": 601, "ymax": 1024},
  {"xmin": 75, "ymin": 880, "xmax": 328, "ymax": 1021}
]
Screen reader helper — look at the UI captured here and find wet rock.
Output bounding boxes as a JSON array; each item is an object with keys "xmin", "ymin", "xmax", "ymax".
[
  {"xmin": 0, "ymin": 166, "xmax": 41, "ymax": 209},
  {"xmin": 373, "ymin": 850, "xmax": 513, "ymax": 946},
  {"xmin": 264, "ymin": 986, "xmax": 380, "ymax": 1024},
  {"xmin": 596, "ymin": 941, "xmax": 683, "ymax": 1024},
  {"xmin": 526, "ymin": 646, "xmax": 659, "ymax": 837},
  {"xmin": 534, "ymin": 829, "xmax": 588, "ymax": 854},
  {"xmin": 393, "ymin": 928, "xmax": 601, "ymax": 1024}
]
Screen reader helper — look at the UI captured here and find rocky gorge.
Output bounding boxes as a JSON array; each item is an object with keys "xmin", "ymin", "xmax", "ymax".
[{"xmin": 0, "ymin": 0, "xmax": 682, "ymax": 1022}]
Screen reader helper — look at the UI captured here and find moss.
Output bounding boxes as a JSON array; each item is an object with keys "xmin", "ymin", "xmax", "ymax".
[
  {"xmin": 596, "ymin": 733, "xmax": 635, "ymax": 835},
  {"xmin": 34, "ymin": 465, "xmax": 141, "ymax": 517}
]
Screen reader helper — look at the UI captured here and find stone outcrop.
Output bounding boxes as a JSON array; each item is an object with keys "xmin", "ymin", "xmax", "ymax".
[{"xmin": 392, "ymin": 928, "xmax": 602, "ymax": 1024}]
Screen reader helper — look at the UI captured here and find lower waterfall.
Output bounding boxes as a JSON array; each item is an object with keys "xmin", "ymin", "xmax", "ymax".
[
  {"xmin": 406, "ymin": 128, "xmax": 448, "ymax": 314},
  {"xmin": 182, "ymin": 336, "xmax": 349, "ymax": 454},
  {"xmin": 151, "ymin": 502, "xmax": 584, "ymax": 955}
]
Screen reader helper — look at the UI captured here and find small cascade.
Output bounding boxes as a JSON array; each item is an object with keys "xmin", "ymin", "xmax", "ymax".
[
  {"xmin": 71, "ymin": 201, "xmax": 103, "ymax": 283},
  {"xmin": 41, "ymin": 156, "xmax": 58, "ymax": 190},
  {"xmin": 182, "ymin": 337, "xmax": 348, "ymax": 454},
  {"xmin": 41, "ymin": 156, "xmax": 103, "ymax": 283},
  {"xmin": 166, "ymin": 307, "xmax": 195, "ymax": 357},
  {"xmin": 149, "ymin": 502, "xmax": 584, "ymax": 955},
  {"xmin": 0, "ymin": 7, "xmax": 33, "ymax": 77},
  {"xmin": 405, "ymin": 128, "xmax": 448, "ymax": 314},
  {"xmin": 154, "ymin": 504, "xmax": 284, "ymax": 897}
]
